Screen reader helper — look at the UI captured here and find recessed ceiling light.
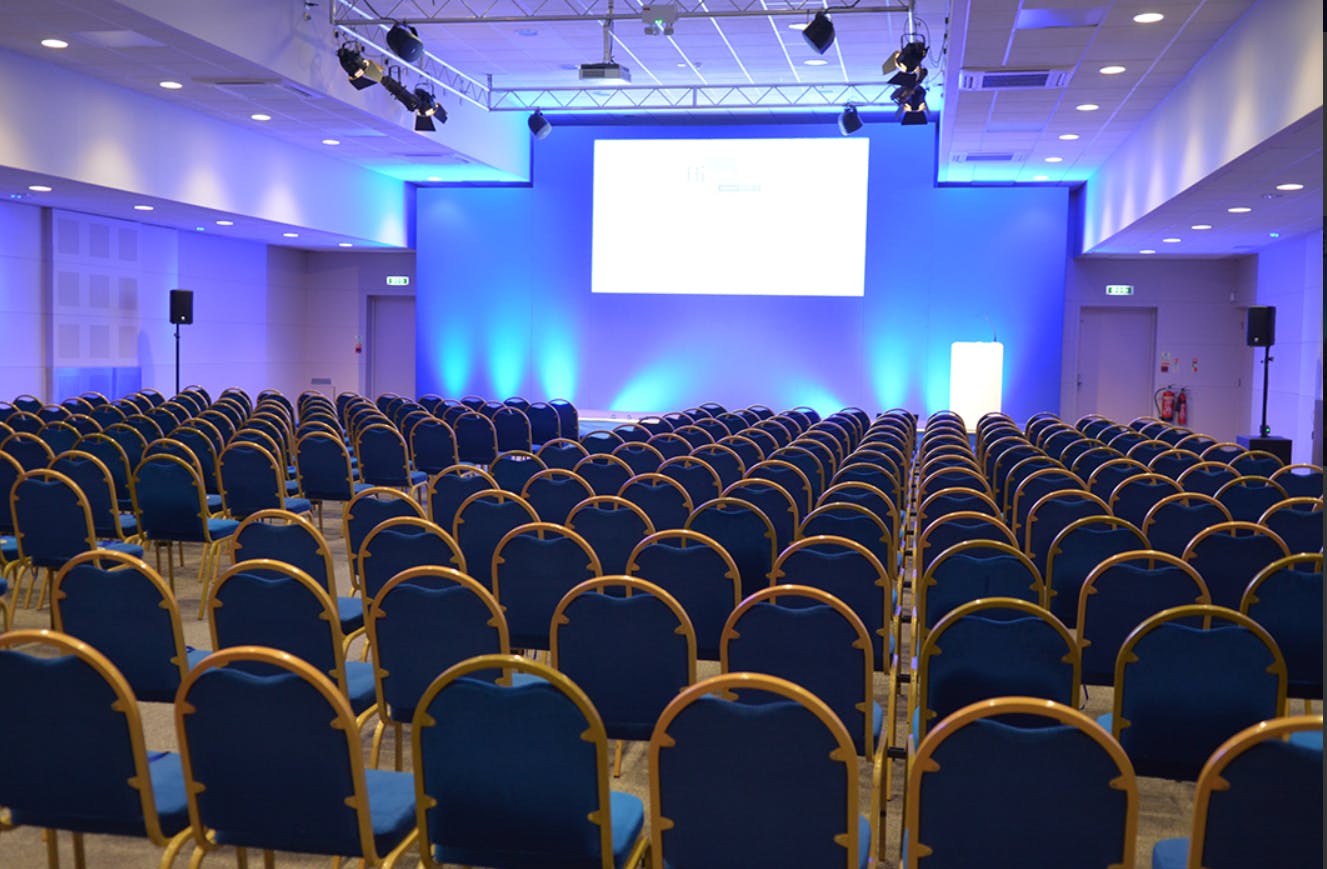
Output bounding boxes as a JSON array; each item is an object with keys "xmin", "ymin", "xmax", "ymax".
[
  {"xmin": 338, "ymin": 242, "xmax": 353, "ymax": 248},
  {"xmin": 1191, "ymin": 224, "xmax": 1212, "ymax": 230},
  {"xmin": 1133, "ymin": 12, "xmax": 1164, "ymax": 24},
  {"xmin": 133, "ymin": 204, "xmax": 154, "ymax": 211},
  {"xmin": 516, "ymin": 28, "xmax": 539, "ymax": 37},
  {"xmin": 803, "ymin": 59, "xmax": 828, "ymax": 66},
  {"xmin": 216, "ymin": 219, "xmax": 234, "ymax": 226},
  {"xmin": 1032, "ymin": 175, "xmax": 1050, "ymax": 181},
  {"xmin": 251, "ymin": 113, "xmax": 271, "ymax": 122},
  {"xmin": 1044, "ymin": 156, "xmax": 1063, "ymax": 163},
  {"xmin": 1058, "ymin": 133, "xmax": 1080, "ymax": 141},
  {"xmin": 1227, "ymin": 206, "xmax": 1252, "ymax": 213},
  {"xmin": 1140, "ymin": 249, "xmax": 1156, "ymax": 254},
  {"xmin": 426, "ymin": 176, "xmax": 442, "ymax": 182},
  {"xmin": 321, "ymin": 138, "xmax": 340, "ymax": 145},
  {"xmin": 789, "ymin": 22, "xmax": 809, "ymax": 31},
  {"xmin": 159, "ymin": 80, "xmax": 183, "ymax": 90},
  {"xmin": 1275, "ymin": 183, "xmax": 1303, "ymax": 191},
  {"xmin": 1099, "ymin": 65, "xmax": 1126, "ymax": 75},
  {"xmin": 1075, "ymin": 103, "xmax": 1100, "ymax": 112},
  {"xmin": 1268, "ymin": 232, "xmax": 1281, "ymax": 238},
  {"xmin": 1162, "ymin": 237, "xmax": 1181, "ymax": 243},
  {"xmin": 41, "ymin": 38, "xmax": 69, "ymax": 49},
  {"xmin": 282, "ymin": 232, "xmax": 299, "ymax": 238},
  {"xmin": 195, "ymin": 227, "xmax": 205, "ymax": 232},
  {"xmin": 27, "ymin": 184, "xmax": 52, "ymax": 192}
]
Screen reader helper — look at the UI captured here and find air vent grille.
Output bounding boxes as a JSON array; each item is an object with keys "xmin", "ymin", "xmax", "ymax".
[
  {"xmin": 953, "ymin": 153, "xmax": 1023, "ymax": 163},
  {"xmin": 959, "ymin": 69, "xmax": 1068, "ymax": 90}
]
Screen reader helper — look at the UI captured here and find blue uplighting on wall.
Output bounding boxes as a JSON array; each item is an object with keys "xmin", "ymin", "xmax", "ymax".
[{"xmin": 416, "ymin": 121, "xmax": 1069, "ymax": 420}]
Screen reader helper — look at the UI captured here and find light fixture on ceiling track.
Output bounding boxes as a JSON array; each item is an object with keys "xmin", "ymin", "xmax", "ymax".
[
  {"xmin": 380, "ymin": 65, "xmax": 420, "ymax": 113},
  {"xmin": 386, "ymin": 21, "xmax": 425, "ymax": 63},
  {"xmin": 886, "ymin": 1, "xmax": 930, "ymax": 126},
  {"xmin": 838, "ymin": 105, "xmax": 863, "ymax": 135},
  {"xmin": 642, "ymin": 4, "xmax": 677, "ymax": 36},
  {"xmin": 528, "ymin": 109, "xmax": 553, "ymax": 139},
  {"xmin": 337, "ymin": 42, "xmax": 383, "ymax": 90},
  {"xmin": 579, "ymin": 0, "xmax": 631, "ymax": 83},
  {"xmin": 413, "ymin": 85, "xmax": 446, "ymax": 131},
  {"xmin": 803, "ymin": 11, "xmax": 836, "ymax": 54}
]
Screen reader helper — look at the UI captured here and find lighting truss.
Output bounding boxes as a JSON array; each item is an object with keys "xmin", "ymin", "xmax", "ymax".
[{"xmin": 331, "ymin": 0, "xmax": 912, "ymax": 112}]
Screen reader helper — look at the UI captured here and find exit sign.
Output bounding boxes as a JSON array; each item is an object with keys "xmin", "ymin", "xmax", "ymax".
[
  {"xmin": 1106, "ymin": 284, "xmax": 1134, "ymax": 296},
  {"xmin": 386, "ymin": 275, "xmax": 410, "ymax": 286}
]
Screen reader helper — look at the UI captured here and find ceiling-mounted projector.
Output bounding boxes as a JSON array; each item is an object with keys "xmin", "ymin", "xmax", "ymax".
[{"xmin": 578, "ymin": 62, "xmax": 631, "ymax": 84}]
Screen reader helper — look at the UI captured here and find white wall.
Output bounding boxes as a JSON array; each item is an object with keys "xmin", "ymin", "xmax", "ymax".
[
  {"xmin": 0, "ymin": 201, "xmax": 45, "ymax": 400},
  {"xmin": 1237, "ymin": 229, "xmax": 1324, "ymax": 463},
  {"xmin": 1062, "ymin": 256, "xmax": 1252, "ymax": 440}
]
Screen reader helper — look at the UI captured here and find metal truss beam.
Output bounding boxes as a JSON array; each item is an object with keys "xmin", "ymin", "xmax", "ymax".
[
  {"xmin": 489, "ymin": 82, "xmax": 900, "ymax": 110},
  {"xmin": 335, "ymin": 0, "xmax": 909, "ymax": 25}
]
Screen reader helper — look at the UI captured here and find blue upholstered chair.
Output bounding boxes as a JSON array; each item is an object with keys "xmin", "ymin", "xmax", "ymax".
[
  {"xmin": 536, "ymin": 437, "xmax": 590, "ymax": 471},
  {"xmin": 411, "ymin": 654, "xmax": 648, "ymax": 868},
  {"xmin": 566, "ymin": 494, "xmax": 655, "ymax": 577},
  {"xmin": 521, "ymin": 467, "xmax": 596, "ymax": 524},
  {"xmin": 574, "ymin": 453, "xmax": 634, "ymax": 496},
  {"xmin": 355, "ymin": 423, "xmax": 428, "ymax": 493},
  {"xmin": 1152, "ymin": 714, "xmax": 1323, "ymax": 869},
  {"xmin": 1044, "ymin": 515, "xmax": 1147, "ymax": 628},
  {"xmin": 1270, "ymin": 463, "xmax": 1323, "ymax": 499},
  {"xmin": 685, "ymin": 496, "xmax": 778, "ymax": 601},
  {"xmin": 51, "ymin": 549, "xmax": 206, "ymax": 703},
  {"xmin": 1215, "ymin": 475, "xmax": 1288, "ymax": 523},
  {"xmin": 356, "ymin": 516, "xmax": 466, "ymax": 603},
  {"xmin": 1182, "ymin": 521, "xmax": 1290, "ymax": 610},
  {"xmin": 799, "ymin": 501, "xmax": 895, "ymax": 580},
  {"xmin": 724, "ymin": 477, "xmax": 799, "ymax": 554},
  {"xmin": 1140, "ymin": 491, "xmax": 1233, "ymax": 557},
  {"xmin": 1257, "ymin": 496, "xmax": 1323, "ymax": 554},
  {"xmin": 617, "ymin": 472, "xmax": 693, "ymax": 531},
  {"xmin": 0, "ymin": 630, "xmax": 192, "ymax": 865},
  {"xmin": 492, "ymin": 522, "xmax": 601, "ymax": 651},
  {"xmin": 627, "ymin": 529, "xmax": 741, "ymax": 661},
  {"xmin": 903, "ymin": 697, "xmax": 1138, "ymax": 869},
  {"xmin": 1242, "ymin": 553, "xmax": 1323, "ymax": 701},
  {"xmin": 452, "ymin": 488, "xmax": 540, "ymax": 587},
  {"xmin": 340, "ymin": 485, "xmax": 425, "ymax": 590},
  {"xmin": 915, "ymin": 539, "xmax": 1042, "ymax": 653},
  {"xmin": 409, "ymin": 417, "xmax": 458, "ymax": 475},
  {"xmin": 218, "ymin": 441, "xmax": 311, "ymax": 519},
  {"xmin": 1102, "ymin": 605, "xmax": 1286, "ymax": 781},
  {"xmin": 490, "ymin": 449, "xmax": 546, "ymax": 494},
  {"xmin": 649, "ymin": 671, "xmax": 878, "ymax": 868},
  {"xmin": 174, "ymin": 646, "xmax": 417, "ymax": 865}
]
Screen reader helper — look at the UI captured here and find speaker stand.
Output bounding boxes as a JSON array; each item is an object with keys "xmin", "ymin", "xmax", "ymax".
[
  {"xmin": 174, "ymin": 323, "xmax": 181, "ymax": 396},
  {"xmin": 1257, "ymin": 339, "xmax": 1268, "ymax": 435}
]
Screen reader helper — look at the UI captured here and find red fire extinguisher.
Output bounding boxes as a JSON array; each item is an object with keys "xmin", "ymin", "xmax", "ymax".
[
  {"xmin": 1176, "ymin": 388, "xmax": 1188, "ymax": 426},
  {"xmin": 1155, "ymin": 387, "xmax": 1176, "ymax": 422}
]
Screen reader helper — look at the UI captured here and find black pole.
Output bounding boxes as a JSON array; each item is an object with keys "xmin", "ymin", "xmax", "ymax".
[
  {"xmin": 174, "ymin": 323, "xmax": 181, "ymax": 396},
  {"xmin": 1259, "ymin": 344, "xmax": 1271, "ymax": 437}
]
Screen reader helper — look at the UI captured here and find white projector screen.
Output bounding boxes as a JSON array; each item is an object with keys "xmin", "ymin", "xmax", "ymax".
[{"xmin": 591, "ymin": 138, "xmax": 870, "ymax": 296}]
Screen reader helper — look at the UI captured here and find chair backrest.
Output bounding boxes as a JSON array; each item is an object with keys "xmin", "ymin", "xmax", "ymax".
[
  {"xmin": 1044, "ymin": 515, "xmax": 1148, "ymax": 627},
  {"xmin": 771, "ymin": 535, "xmax": 892, "ymax": 672},
  {"xmin": 1270, "ymin": 463, "xmax": 1323, "ymax": 498},
  {"xmin": 746, "ymin": 458, "xmax": 814, "ymax": 517},
  {"xmin": 355, "ymin": 423, "xmax": 416, "ymax": 488},
  {"xmin": 1010, "ymin": 468, "xmax": 1084, "ymax": 540},
  {"xmin": 294, "ymin": 431, "xmax": 357, "ymax": 502},
  {"xmin": 1215, "ymin": 475, "xmax": 1288, "ymax": 523},
  {"xmin": 724, "ymin": 477, "xmax": 799, "ymax": 552},
  {"xmin": 1077, "ymin": 550, "xmax": 1210, "ymax": 685},
  {"xmin": 231, "ymin": 508, "xmax": 343, "ymax": 599},
  {"xmin": 658, "ymin": 455, "xmax": 723, "ymax": 509},
  {"xmin": 0, "ymin": 629, "xmax": 182, "ymax": 845},
  {"xmin": 573, "ymin": 452, "xmax": 634, "ymax": 496},
  {"xmin": 914, "ymin": 510, "xmax": 1016, "ymax": 576},
  {"xmin": 1111, "ymin": 605, "xmax": 1286, "ymax": 780},
  {"xmin": 11, "ymin": 468, "xmax": 100, "ymax": 569},
  {"xmin": 527, "ymin": 401, "xmax": 562, "ymax": 445},
  {"xmin": 799, "ymin": 501, "xmax": 895, "ymax": 575},
  {"xmin": 1178, "ymin": 461, "xmax": 1239, "ymax": 497},
  {"xmin": 219, "ymin": 441, "xmax": 287, "ymax": 519},
  {"xmin": 358, "ymin": 516, "xmax": 466, "ymax": 601},
  {"xmin": 520, "ymin": 467, "xmax": 595, "ymax": 524},
  {"xmin": 51, "ymin": 550, "xmax": 192, "ymax": 703},
  {"xmin": 367, "ymin": 566, "xmax": 512, "ymax": 725},
  {"xmin": 340, "ymin": 485, "xmax": 425, "ymax": 583},
  {"xmin": 905, "ymin": 697, "xmax": 1137, "ymax": 869},
  {"xmin": 690, "ymin": 443, "xmax": 745, "ymax": 489},
  {"xmin": 627, "ymin": 529, "xmax": 741, "ymax": 660},
  {"xmin": 818, "ymin": 480, "xmax": 900, "ymax": 546},
  {"xmin": 412, "ymin": 654, "xmax": 635, "ymax": 869},
  {"xmin": 612, "ymin": 440, "xmax": 665, "ymax": 475},
  {"xmin": 918, "ymin": 539, "xmax": 1043, "ymax": 640},
  {"xmin": 649, "ymin": 672, "xmax": 866, "ymax": 869},
  {"xmin": 1147, "ymin": 447, "xmax": 1203, "ymax": 480},
  {"xmin": 915, "ymin": 598, "xmax": 1079, "ymax": 745},
  {"xmin": 618, "ymin": 472, "xmax": 694, "ymax": 531},
  {"xmin": 1086, "ymin": 457, "xmax": 1148, "ymax": 503},
  {"xmin": 452, "ymin": 489, "xmax": 540, "ymax": 585},
  {"xmin": 492, "ymin": 522, "xmax": 601, "ymax": 650},
  {"xmin": 2, "ymin": 431, "xmax": 56, "ymax": 470},
  {"xmin": 1179, "ymin": 714, "xmax": 1323, "ymax": 869},
  {"xmin": 1241, "ymin": 553, "xmax": 1323, "ymax": 700},
  {"xmin": 50, "ymin": 449, "xmax": 129, "ymax": 539},
  {"xmin": 1109, "ymin": 472, "xmax": 1182, "ymax": 528},
  {"xmin": 1140, "ymin": 491, "xmax": 1233, "ymax": 557},
  {"xmin": 133, "ymin": 453, "xmax": 212, "ymax": 542},
  {"xmin": 720, "ymin": 585, "xmax": 877, "ymax": 755},
  {"xmin": 409, "ymin": 417, "xmax": 458, "ymax": 475},
  {"xmin": 1182, "ymin": 521, "xmax": 1290, "ymax": 609},
  {"xmin": 551, "ymin": 576, "xmax": 697, "ymax": 741},
  {"xmin": 536, "ymin": 437, "xmax": 589, "ymax": 471},
  {"xmin": 453, "ymin": 411, "xmax": 501, "ymax": 465},
  {"xmin": 684, "ymin": 496, "xmax": 778, "ymax": 601},
  {"xmin": 564, "ymin": 494, "xmax": 655, "ymax": 576},
  {"xmin": 176, "ymin": 646, "xmax": 407, "ymax": 862},
  {"xmin": 1257, "ymin": 496, "xmax": 1323, "ymax": 555},
  {"xmin": 1022, "ymin": 489, "xmax": 1109, "ymax": 573}
]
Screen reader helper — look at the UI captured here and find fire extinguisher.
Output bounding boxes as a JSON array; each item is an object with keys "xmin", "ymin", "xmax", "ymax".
[
  {"xmin": 1176, "ymin": 388, "xmax": 1188, "ymax": 426},
  {"xmin": 1155, "ymin": 386, "xmax": 1176, "ymax": 422}
]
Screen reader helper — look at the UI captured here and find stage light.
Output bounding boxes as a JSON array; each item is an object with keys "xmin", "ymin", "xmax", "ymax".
[
  {"xmin": 837, "ymin": 105, "xmax": 862, "ymax": 136},
  {"xmin": 387, "ymin": 22, "xmax": 424, "ymax": 63},
  {"xmin": 380, "ymin": 70, "xmax": 419, "ymax": 113},
  {"xmin": 901, "ymin": 85, "xmax": 928, "ymax": 125},
  {"xmin": 337, "ymin": 43, "xmax": 383, "ymax": 90},
  {"xmin": 413, "ymin": 87, "xmax": 445, "ymax": 131},
  {"xmin": 802, "ymin": 11, "xmax": 835, "ymax": 55},
  {"xmin": 897, "ymin": 40, "xmax": 927, "ymax": 73},
  {"xmin": 642, "ymin": 4, "xmax": 677, "ymax": 36},
  {"xmin": 528, "ymin": 109, "xmax": 553, "ymax": 139}
]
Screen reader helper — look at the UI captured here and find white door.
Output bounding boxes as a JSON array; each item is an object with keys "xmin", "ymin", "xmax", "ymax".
[
  {"xmin": 367, "ymin": 295, "xmax": 416, "ymax": 399},
  {"xmin": 1077, "ymin": 306, "xmax": 1156, "ymax": 423}
]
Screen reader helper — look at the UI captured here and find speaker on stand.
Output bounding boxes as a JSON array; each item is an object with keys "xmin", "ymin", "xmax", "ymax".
[
  {"xmin": 1247, "ymin": 306, "xmax": 1276, "ymax": 438},
  {"xmin": 170, "ymin": 289, "xmax": 193, "ymax": 395}
]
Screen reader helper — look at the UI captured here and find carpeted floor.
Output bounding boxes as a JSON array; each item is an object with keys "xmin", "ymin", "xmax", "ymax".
[{"xmin": 1, "ymin": 497, "xmax": 1206, "ymax": 868}]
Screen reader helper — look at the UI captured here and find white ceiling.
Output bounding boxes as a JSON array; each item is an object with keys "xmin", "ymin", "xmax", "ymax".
[{"xmin": 0, "ymin": 0, "xmax": 1320, "ymax": 255}]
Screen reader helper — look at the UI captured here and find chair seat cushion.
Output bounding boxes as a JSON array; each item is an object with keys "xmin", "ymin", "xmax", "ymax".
[
  {"xmin": 1, "ymin": 535, "xmax": 17, "ymax": 562},
  {"xmin": 1152, "ymin": 837, "xmax": 1188, "ymax": 869},
  {"xmin": 9, "ymin": 750, "xmax": 189, "ymax": 837},
  {"xmin": 337, "ymin": 596, "xmax": 365, "ymax": 634},
  {"xmin": 857, "ymin": 813, "xmax": 872, "ymax": 869},
  {"xmin": 206, "ymin": 518, "xmax": 240, "ymax": 540},
  {"xmin": 364, "ymin": 768, "xmax": 418, "ymax": 857},
  {"xmin": 185, "ymin": 647, "xmax": 211, "ymax": 670},
  {"xmin": 99, "ymin": 541, "xmax": 145, "ymax": 559},
  {"xmin": 282, "ymin": 497, "xmax": 312, "ymax": 514},
  {"xmin": 148, "ymin": 751, "xmax": 191, "ymax": 836},
  {"xmin": 205, "ymin": 494, "xmax": 224, "ymax": 512},
  {"xmin": 609, "ymin": 790, "xmax": 646, "ymax": 868},
  {"xmin": 408, "ymin": 470, "xmax": 428, "ymax": 486},
  {"xmin": 345, "ymin": 661, "xmax": 377, "ymax": 714},
  {"xmin": 285, "ymin": 478, "xmax": 301, "ymax": 495}
]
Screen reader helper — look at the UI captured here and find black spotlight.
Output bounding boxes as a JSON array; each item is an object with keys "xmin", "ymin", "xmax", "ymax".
[
  {"xmin": 337, "ymin": 43, "xmax": 382, "ymax": 90},
  {"xmin": 901, "ymin": 85, "xmax": 928, "ymax": 126},
  {"xmin": 897, "ymin": 40, "xmax": 927, "ymax": 73},
  {"xmin": 386, "ymin": 22, "xmax": 424, "ymax": 63},
  {"xmin": 380, "ymin": 71, "xmax": 419, "ymax": 113},
  {"xmin": 837, "ymin": 105, "xmax": 863, "ymax": 136},
  {"xmin": 802, "ymin": 11, "xmax": 835, "ymax": 55},
  {"xmin": 528, "ymin": 109, "xmax": 552, "ymax": 140},
  {"xmin": 413, "ymin": 87, "xmax": 445, "ymax": 131}
]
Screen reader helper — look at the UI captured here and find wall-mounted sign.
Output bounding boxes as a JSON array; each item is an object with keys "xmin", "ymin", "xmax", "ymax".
[
  {"xmin": 1105, "ymin": 284, "xmax": 1134, "ymax": 296},
  {"xmin": 386, "ymin": 275, "xmax": 410, "ymax": 286}
]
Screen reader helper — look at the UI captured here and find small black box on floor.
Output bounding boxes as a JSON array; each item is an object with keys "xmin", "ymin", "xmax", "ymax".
[{"xmin": 1236, "ymin": 435, "xmax": 1292, "ymax": 464}]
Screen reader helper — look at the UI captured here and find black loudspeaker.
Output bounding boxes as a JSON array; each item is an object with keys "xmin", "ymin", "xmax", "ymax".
[
  {"xmin": 170, "ymin": 289, "xmax": 194, "ymax": 325},
  {"xmin": 1246, "ymin": 305, "xmax": 1275, "ymax": 347}
]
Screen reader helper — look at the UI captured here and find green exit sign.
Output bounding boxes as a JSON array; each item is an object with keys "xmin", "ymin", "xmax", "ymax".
[
  {"xmin": 1106, "ymin": 284, "xmax": 1134, "ymax": 296},
  {"xmin": 386, "ymin": 276, "xmax": 410, "ymax": 286}
]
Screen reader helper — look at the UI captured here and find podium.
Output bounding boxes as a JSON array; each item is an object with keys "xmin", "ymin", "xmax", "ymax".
[
  {"xmin": 1236, "ymin": 435, "xmax": 1292, "ymax": 464},
  {"xmin": 949, "ymin": 342, "xmax": 1004, "ymax": 433}
]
